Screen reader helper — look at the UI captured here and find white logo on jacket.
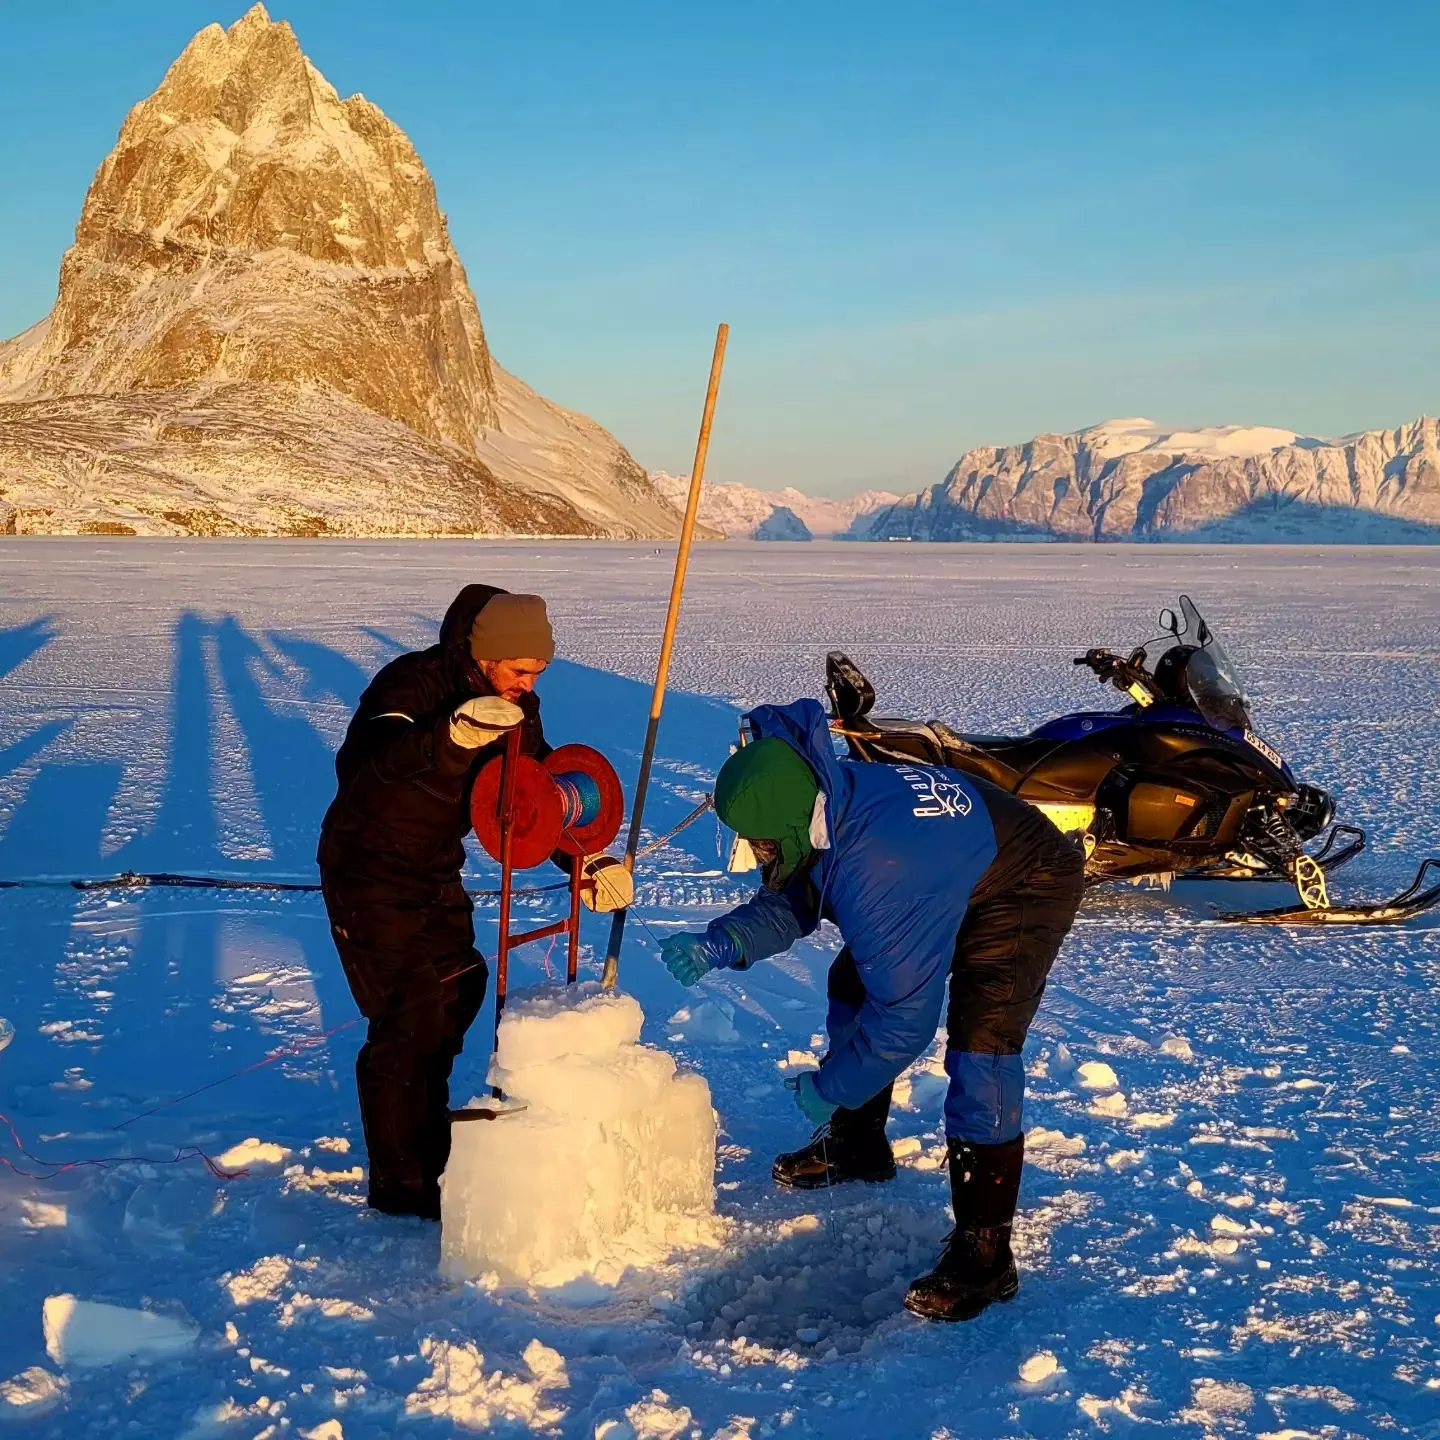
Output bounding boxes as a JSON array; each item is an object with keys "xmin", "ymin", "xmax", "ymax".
[{"xmin": 894, "ymin": 766, "xmax": 973, "ymax": 819}]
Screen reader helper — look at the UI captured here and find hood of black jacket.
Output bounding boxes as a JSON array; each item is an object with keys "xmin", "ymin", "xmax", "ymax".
[
  {"xmin": 438, "ymin": 584, "xmax": 509, "ymax": 689},
  {"xmin": 439, "ymin": 584, "xmax": 509, "ymax": 654}
]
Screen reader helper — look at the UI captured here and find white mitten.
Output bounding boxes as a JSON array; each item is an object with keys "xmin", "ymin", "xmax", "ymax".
[
  {"xmin": 579, "ymin": 854, "xmax": 634, "ymax": 913},
  {"xmin": 449, "ymin": 696, "xmax": 524, "ymax": 749}
]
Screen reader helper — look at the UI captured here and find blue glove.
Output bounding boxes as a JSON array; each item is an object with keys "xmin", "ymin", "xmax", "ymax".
[
  {"xmin": 787, "ymin": 1070, "xmax": 838, "ymax": 1126},
  {"xmin": 659, "ymin": 922, "xmax": 740, "ymax": 987},
  {"xmin": 660, "ymin": 933, "xmax": 716, "ymax": 987}
]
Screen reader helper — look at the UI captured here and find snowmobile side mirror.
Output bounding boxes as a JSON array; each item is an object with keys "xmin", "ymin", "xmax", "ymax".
[{"xmin": 1159, "ymin": 608, "xmax": 1180, "ymax": 637}]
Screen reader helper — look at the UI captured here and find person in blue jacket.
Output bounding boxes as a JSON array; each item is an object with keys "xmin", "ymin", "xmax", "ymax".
[{"xmin": 660, "ymin": 699, "xmax": 1084, "ymax": 1322}]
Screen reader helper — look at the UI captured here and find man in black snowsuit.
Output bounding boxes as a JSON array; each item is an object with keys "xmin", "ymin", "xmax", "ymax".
[{"xmin": 318, "ymin": 585, "xmax": 630, "ymax": 1219}]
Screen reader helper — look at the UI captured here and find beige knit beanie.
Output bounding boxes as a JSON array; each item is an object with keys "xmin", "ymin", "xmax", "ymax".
[{"xmin": 469, "ymin": 594, "xmax": 555, "ymax": 663}]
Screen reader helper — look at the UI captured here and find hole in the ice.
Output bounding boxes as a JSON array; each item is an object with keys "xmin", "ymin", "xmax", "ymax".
[
  {"xmin": 533, "ymin": 1275, "xmax": 617, "ymax": 1308},
  {"xmin": 678, "ymin": 1198, "xmax": 947, "ymax": 1352}
]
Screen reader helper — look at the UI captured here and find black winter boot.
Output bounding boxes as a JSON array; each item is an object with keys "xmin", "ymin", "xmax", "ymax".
[
  {"xmin": 772, "ymin": 1083, "xmax": 896, "ymax": 1189},
  {"xmin": 366, "ymin": 1182, "xmax": 441, "ymax": 1222},
  {"xmin": 904, "ymin": 1134, "xmax": 1024, "ymax": 1321}
]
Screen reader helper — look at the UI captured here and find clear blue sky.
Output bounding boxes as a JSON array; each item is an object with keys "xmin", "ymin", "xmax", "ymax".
[{"xmin": 2, "ymin": 1, "xmax": 1436, "ymax": 495}]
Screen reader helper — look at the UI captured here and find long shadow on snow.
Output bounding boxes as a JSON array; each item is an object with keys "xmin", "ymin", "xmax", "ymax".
[
  {"xmin": 0, "ymin": 761, "xmax": 124, "ymax": 879},
  {"xmin": 3, "ymin": 619, "xmax": 746, "ymax": 1232},
  {"xmin": 212, "ymin": 615, "xmax": 339, "ymax": 873},
  {"xmin": 74, "ymin": 613, "xmax": 228, "ymax": 1113},
  {"xmin": 535, "ymin": 657, "xmax": 736, "ymax": 803},
  {"xmin": 265, "ymin": 629, "xmax": 372, "ymax": 711},
  {"xmin": 201, "ymin": 618, "xmax": 364, "ymax": 1093},
  {"xmin": 0, "ymin": 615, "xmax": 56, "ymax": 683},
  {"xmin": 0, "ymin": 755, "xmax": 130, "ymax": 1380},
  {"xmin": 116, "ymin": 612, "xmax": 220, "ymax": 874},
  {"xmin": 0, "ymin": 616, "xmax": 219, "ymax": 1175},
  {"xmin": 0, "ymin": 718, "xmax": 72, "ymax": 787},
  {"xmin": 94, "ymin": 615, "xmax": 346, "ymax": 1142}
]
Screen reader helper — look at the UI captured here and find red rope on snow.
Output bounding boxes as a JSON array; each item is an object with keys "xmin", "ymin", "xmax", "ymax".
[
  {"xmin": 110, "ymin": 1016, "xmax": 369, "ymax": 1132},
  {"xmin": 0, "ymin": 1110, "xmax": 247, "ymax": 1182}
]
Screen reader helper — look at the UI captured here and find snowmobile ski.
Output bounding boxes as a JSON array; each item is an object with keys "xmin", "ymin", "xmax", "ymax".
[{"xmin": 1226, "ymin": 858, "xmax": 1440, "ymax": 926}]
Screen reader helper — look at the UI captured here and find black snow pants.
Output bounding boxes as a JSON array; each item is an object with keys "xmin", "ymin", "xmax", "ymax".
[
  {"xmin": 321, "ymin": 877, "xmax": 488, "ymax": 1204},
  {"xmin": 826, "ymin": 785, "xmax": 1085, "ymax": 1143}
]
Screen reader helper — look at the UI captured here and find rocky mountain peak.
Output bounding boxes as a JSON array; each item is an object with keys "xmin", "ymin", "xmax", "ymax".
[
  {"xmin": 0, "ymin": 8, "xmax": 688, "ymax": 539},
  {"xmin": 89, "ymin": 5, "xmax": 446, "ymax": 272},
  {"xmin": 14, "ymin": 1, "xmax": 499, "ymax": 449}
]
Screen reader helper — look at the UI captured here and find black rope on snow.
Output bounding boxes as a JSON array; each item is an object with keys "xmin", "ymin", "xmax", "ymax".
[
  {"xmin": 0, "ymin": 871, "xmax": 569, "ymax": 899},
  {"xmin": 0, "ymin": 798, "xmax": 718, "ymax": 901},
  {"xmin": 0, "ymin": 795, "xmax": 723, "ymax": 1165}
]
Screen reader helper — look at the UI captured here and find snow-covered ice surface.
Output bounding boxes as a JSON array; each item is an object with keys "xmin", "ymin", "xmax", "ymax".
[{"xmin": 1, "ymin": 539, "xmax": 1437, "ymax": 1438}]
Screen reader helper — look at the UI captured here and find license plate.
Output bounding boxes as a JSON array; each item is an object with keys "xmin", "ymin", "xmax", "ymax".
[{"xmin": 1244, "ymin": 730, "xmax": 1284, "ymax": 769}]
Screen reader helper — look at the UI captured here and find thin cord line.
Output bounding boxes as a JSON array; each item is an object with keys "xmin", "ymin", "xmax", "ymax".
[{"xmin": 3, "ymin": 802, "xmax": 720, "ymax": 1173}]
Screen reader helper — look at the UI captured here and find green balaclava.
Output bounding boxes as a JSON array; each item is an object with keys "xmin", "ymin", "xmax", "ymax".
[{"xmin": 714, "ymin": 738, "xmax": 820, "ymax": 884}]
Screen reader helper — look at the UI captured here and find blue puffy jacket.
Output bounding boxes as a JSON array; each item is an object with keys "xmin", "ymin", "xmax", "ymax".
[{"xmin": 708, "ymin": 699, "xmax": 997, "ymax": 1110}]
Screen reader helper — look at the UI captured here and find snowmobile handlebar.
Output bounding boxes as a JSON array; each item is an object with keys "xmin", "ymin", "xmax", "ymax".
[
  {"xmin": 1074, "ymin": 647, "xmax": 1158, "ymax": 702},
  {"xmin": 1074, "ymin": 647, "xmax": 1126, "ymax": 682}
]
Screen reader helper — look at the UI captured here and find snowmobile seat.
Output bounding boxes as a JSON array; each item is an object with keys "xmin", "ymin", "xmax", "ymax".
[
  {"xmin": 941, "ymin": 735, "xmax": 1065, "ymax": 793},
  {"xmin": 862, "ymin": 720, "xmax": 1086, "ymax": 802},
  {"xmin": 932, "ymin": 724, "xmax": 1102, "ymax": 801}
]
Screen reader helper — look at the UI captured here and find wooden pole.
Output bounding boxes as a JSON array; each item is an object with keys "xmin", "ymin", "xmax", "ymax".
[
  {"xmin": 491, "ymin": 725, "xmax": 521, "ymax": 1098},
  {"xmin": 566, "ymin": 860, "xmax": 582, "ymax": 985},
  {"xmin": 602, "ymin": 322, "xmax": 729, "ymax": 990}
]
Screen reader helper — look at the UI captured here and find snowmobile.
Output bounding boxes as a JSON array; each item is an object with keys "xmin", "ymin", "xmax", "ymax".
[{"xmin": 822, "ymin": 596, "xmax": 1440, "ymax": 925}]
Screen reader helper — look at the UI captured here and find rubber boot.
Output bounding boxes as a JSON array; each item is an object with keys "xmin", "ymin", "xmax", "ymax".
[
  {"xmin": 356, "ymin": 1066, "xmax": 441, "ymax": 1220},
  {"xmin": 903, "ymin": 1134, "xmax": 1024, "ymax": 1321},
  {"xmin": 772, "ymin": 1083, "xmax": 896, "ymax": 1189},
  {"xmin": 367, "ymin": 1182, "xmax": 441, "ymax": 1222}
]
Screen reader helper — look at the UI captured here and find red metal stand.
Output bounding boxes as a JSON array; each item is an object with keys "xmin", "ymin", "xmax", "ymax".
[{"xmin": 482, "ymin": 727, "xmax": 617, "ymax": 1101}]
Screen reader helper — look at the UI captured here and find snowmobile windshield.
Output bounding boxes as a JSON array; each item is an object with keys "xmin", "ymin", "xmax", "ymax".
[{"xmin": 1176, "ymin": 596, "xmax": 1251, "ymax": 732}]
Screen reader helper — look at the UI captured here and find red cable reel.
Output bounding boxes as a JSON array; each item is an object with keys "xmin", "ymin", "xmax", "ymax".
[
  {"xmin": 458, "ymin": 742, "xmax": 626, "ymax": 1121},
  {"xmin": 471, "ymin": 744, "xmax": 624, "ymax": 868}
]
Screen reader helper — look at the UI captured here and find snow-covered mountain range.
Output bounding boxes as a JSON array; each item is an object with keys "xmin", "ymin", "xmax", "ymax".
[
  {"xmin": 664, "ymin": 417, "xmax": 1440, "ymax": 543},
  {"xmin": 869, "ymin": 416, "xmax": 1440, "ymax": 542},
  {"xmin": 650, "ymin": 473, "xmax": 901, "ymax": 540},
  {"xmin": 0, "ymin": 7, "xmax": 1429, "ymax": 544},
  {"xmin": 0, "ymin": 6, "xmax": 687, "ymax": 538}
]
